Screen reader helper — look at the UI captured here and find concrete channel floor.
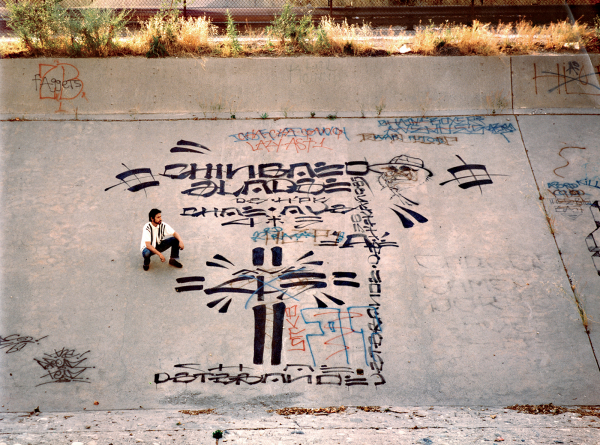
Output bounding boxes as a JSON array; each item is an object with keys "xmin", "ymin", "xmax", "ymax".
[
  {"xmin": 1, "ymin": 112, "xmax": 600, "ymax": 443},
  {"xmin": 1, "ymin": 405, "xmax": 600, "ymax": 445}
]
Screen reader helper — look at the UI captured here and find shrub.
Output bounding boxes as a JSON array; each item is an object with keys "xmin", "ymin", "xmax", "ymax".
[
  {"xmin": 70, "ymin": 8, "xmax": 130, "ymax": 56},
  {"xmin": 266, "ymin": 2, "xmax": 314, "ymax": 52},
  {"xmin": 6, "ymin": 0, "xmax": 68, "ymax": 54}
]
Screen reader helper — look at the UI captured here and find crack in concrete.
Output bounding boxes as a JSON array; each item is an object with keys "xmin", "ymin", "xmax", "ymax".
[{"xmin": 514, "ymin": 115, "xmax": 600, "ymax": 374}]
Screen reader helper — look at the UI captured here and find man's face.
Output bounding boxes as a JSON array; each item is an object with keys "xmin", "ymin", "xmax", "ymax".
[{"xmin": 151, "ymin": 213, "xmax": 162, "ymax": 226}]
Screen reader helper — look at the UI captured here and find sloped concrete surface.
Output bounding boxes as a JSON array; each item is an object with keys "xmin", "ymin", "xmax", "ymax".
[
  {"xmin": 1, "ymin": 55, "xmax": 600, "ymax": 443},
  {"xmin": 517, "ymin": 115, "xmax": 600, "ymax": 350},
  {"xmin": 1, "ymin": 115, "xmax": 599, "ymax": 413}
]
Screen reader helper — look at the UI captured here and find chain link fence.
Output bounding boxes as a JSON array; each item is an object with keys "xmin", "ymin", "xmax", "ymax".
[{"xmin": 0, "ymin": 0, "xmax": 598, "ymax": 35}]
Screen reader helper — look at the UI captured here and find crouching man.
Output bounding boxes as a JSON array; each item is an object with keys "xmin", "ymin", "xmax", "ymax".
[{"xmin": 141, "ymin": 208, "xmax": 184, "ymax": 271}]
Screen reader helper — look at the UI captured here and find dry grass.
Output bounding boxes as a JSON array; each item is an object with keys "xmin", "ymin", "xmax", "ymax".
[
  {"xmin": 269, "ymin": 406, "xmax": 347, "ymax": 415},
  {"xmin": 1, "ymin": 15, "xmax": 598, "ymax": 58},
  {"xmin": 133, "ymin": 15, "xmax": 216, "ymax": 56},
  {"xmin": 317, "ymin": 17, "xmax": 375, "ymax": 55},
  {"xmin": 451, "ymin": 21, "xmax": 500, "ymax": 55},
  {"xmin": 0, "ymin": 39, "xmax": 27, "ymax": 57},
  {"xmin": 409, "ymin": 19, "xmax": 594, "ymax": 55}
]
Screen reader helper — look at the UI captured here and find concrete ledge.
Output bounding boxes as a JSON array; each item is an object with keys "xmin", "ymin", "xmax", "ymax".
[
  {"xmin": 1, "ymin": 55, "xmax": 599, "ymax": 119},
  {"xmin": 511, "ymin": 54, "xmax": 600, "ymax": 112},
  {"xmin": 0, "ymin": 56, "xmax": 514, "ymax": 117}
]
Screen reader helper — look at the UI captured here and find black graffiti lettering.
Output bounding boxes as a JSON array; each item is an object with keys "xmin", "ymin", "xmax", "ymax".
[
  {"xmin": 316, "ymin": 374, "xmax": 342, "ymax": 385},
  {"xmin": 261, "ymin": 373, "xmax": 287, "ymax": 383},
  {"xmin": 258, "ymin": 163, "xmax": 288, "ymax": 178},
  {"xmin": 345, "ymin": 161, "xmax": 370, "ymax": 176},
  {"xmin": 286, "ymin": 163, "xmax": 317, "ymax": 179},
  {"xmin": 314, "ymin": 162, "xmax": 345, "ymax": 177},
  {"xmin": 181, "ymin": 180, "xmax": 221, "ymax": 197},
  {"xmin": 226, "ymin": 164, "xmax": 256, "ymax": 180}
]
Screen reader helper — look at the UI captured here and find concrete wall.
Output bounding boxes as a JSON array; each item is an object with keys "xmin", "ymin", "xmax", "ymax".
[
  {"xmin": 1, "ymin": 55, "xmax": 598, "ymax": 120},
  {"xmin": 1, "ymin": 55, "xmax": 600, "ymax": 413}
]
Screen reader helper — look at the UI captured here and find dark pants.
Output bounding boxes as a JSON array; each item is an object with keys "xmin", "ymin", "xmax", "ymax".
[{"xmin": 142, "ymin": 237, "xmax": 179, "ymax": 264}]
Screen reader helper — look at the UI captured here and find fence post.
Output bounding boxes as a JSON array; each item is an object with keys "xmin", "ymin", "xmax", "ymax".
[
  {"xmin": 183, "ymin": 0, "xmax": 187, "ymax": 18},
  {"xmin": 329, "ymin": 0, "xmax": 332, "ymax": 17}
]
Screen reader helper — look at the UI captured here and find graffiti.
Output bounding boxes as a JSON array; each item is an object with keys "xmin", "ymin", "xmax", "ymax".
[
  {"xmin": 547, "ymin": 181, "xmax": 580, "ymax": 189},
  {"xmin": 439, "ymin": 155, "xmax": 506, "ymax": 193},
  {"xmin": 243, "ymin": 137, "xmax": 334, "ymax": 154},
  {"xmin": 251, "ymin": 227, "xmax": 345, "ymax": 245},
  {"xmin": 181, "ymin": 199, "xmax": 356, "ymax": 229},
  {"xmin": 34, "ymin": 348, "xmax": 93, "ymax": 386},
  {"xmin": 230, "ymin": 127, "xmax": 349, "ymax": 154},
  {"xmin": 0, "ymin": 334, "xmax": 47, "ymax": 353},
  {"xmin": 177, "ymin": 171, "xmax": 354, "ymax": 199},
  {"xmin": 346, "ymin": 178, "xmax": 386, "ymax": 378},
  {"xmin": 104, "ymin": 163, "xmax": 160, "ymax": 195},
  {"xmin": 533, "ymin": 61, "xmax": 600, "ymax": 96},
  {"xmin": 422, "ymin": 275, "xmax": 521, "ymax": 297},
  {"xmin": 586, "ymin": 201, "xmax": 600, "ymax": 276},
  {"xmin": 170, "ymin": 140, "xmax": 210, "ymax": 154},
  {"xmin": 175, "ymin": 248, "xmax": 364, "ymax": 366},
  {"xmin": 369, "ymin": 156, "xmax": 431, "ymax": 228},
  {"xmin": 128, "ymin": 159, "xmax": 370, "ymax": 198},
  {"xmin": 286, "ymin": 305, "xmax": 306, "ymax": 351},
  {"xmin": 553, "ymin": 147, "xmax": 586, "ymax": 178},
  {"xmin": 301, "ymin": 306, "xmax": 381, "ymax": 367},
  {"xmin": 155, "ymin": 363, "xmax": 385, "ymax": 386},
  {"xmin": 547, "ymin": 188, "xmax": 591, "ymax": 219},
  {"xmin": 358, "ymin": 133, "xmax": 458, "ymax": 146},
  {"xmin": 578, "ymin": 176, "xmax": 600, "ymax": 191},
  {"xmin": 32, "ymin": 61, "xmax": 86, "ymax": 112},
  {"xmin": 229, "ymin": 127, "xmax": 349, "ymax": 143},
  {"xmin": 101, "ymin": 133, "xmax": 517, "ymax": 391},
  {"xmin": 414, "ymin": 254, "xmax": 548, "ymax": 272},
  {"xmin": 375, "ymin": 117, "xmax": 517, "ymax": 142}
]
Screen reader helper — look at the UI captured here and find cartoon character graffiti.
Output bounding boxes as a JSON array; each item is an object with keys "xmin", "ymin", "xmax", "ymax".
[{"xmin": 369, "ymin": 155, "xmax": 433, "ymax": 228}]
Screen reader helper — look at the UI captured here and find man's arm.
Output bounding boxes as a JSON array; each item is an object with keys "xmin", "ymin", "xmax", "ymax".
[
  {"xmin": 172, "ymin": 232, "xmax": 184, "ymax": 250},
  {"xmin": 145, "ymin": 241, "xmax": 166, "ymax": 262}
]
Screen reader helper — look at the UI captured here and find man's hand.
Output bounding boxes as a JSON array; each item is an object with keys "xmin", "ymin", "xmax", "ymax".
[
  {"xmin": 159, "ymin": 253, "xmax": 166, "ymax": 262},
  {"xmin": 179, "ymin": 242, "xmax": 185, "ymax": 250}
]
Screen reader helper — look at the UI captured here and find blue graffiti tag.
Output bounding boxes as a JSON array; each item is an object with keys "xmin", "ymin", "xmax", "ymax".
[{"xmin": 376, "ymin": 116, "xmax": 517, "ymax": 142}]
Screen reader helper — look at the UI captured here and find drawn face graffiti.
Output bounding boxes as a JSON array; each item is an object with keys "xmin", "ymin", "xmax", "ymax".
[
  {"xmin": 379, "ymin": 164, "xmax": 420, "ymax": 194},
  {"xmin": 370, "ymin": 155, "xmax": 433, "ymax": 204}
]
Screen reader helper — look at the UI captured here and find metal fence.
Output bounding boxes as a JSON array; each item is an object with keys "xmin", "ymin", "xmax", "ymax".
[{"xmin": 0, "ymin": 0, "xmax": 599, "ymax": 34}]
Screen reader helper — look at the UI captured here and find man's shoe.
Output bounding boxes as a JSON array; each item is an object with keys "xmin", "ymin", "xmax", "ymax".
[
  {"xmin": 143, "ymin": 264, "xmax": 149, "ymax": 271},
  {"xmin": 169, "ymin": 258, "xmax": 182, "ymax": 268}
]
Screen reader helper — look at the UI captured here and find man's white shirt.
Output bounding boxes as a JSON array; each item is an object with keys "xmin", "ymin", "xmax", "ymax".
[{"xmin": 140, "ymin": 222, "xmax": 175, "ymax": 252}]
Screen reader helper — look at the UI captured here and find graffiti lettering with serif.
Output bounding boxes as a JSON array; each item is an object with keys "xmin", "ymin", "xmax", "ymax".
[{"xmin": 155, "ymin": 363, "xmax": 384, "ymax": 386}]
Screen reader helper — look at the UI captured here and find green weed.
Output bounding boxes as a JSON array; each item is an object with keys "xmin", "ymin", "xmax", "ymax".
[
  {"xmin": 226, "ymin": 10, "xmax": 242, "ymax": 56},
  {"xmin": 146, "ymin": 35, "xmax": 168, "ymax": 57},
  {"xmin": 266, "ymin": 2, "xmax": 314, "ymax": 52}
]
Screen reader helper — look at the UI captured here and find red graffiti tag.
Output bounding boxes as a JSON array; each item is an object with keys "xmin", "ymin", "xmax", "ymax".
[{"xmin": 33, "ymin": 61, "xmax": 86, "ymax": 112}]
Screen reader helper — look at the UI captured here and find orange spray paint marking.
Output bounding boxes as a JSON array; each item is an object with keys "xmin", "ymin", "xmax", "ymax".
[{"xmin": 33, "ymin": 61, "xmax": 85, "ymax": 112}]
